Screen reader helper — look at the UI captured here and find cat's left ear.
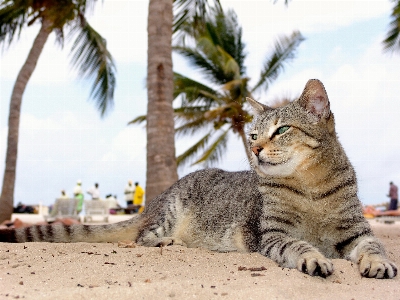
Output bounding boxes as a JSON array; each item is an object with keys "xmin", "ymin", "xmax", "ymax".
[
  {"xmin": 298, "ymin": 79, "xmax": 330, "ymax": 119},
  {"xmin": 246, "ymin": 97, "xmax": 271, "ymax": 115}
]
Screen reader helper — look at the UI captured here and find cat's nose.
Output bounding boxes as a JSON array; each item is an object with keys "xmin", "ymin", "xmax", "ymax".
[{"xmin": 252, "ymin": 146, "xmax": 263, "ymax": 156}]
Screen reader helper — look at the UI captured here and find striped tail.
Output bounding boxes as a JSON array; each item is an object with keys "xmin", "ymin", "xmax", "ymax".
[{"xmin": 0, "ymin": 217, "xmax": 141, "ymax": 243}]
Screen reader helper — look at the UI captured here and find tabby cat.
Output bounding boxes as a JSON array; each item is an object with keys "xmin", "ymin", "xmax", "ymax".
[{"xmin": 0, "ymin": 79, "xmax": 396, "ymax": 279}]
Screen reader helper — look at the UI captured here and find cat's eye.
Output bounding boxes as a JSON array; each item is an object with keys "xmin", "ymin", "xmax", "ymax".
[
  {"xmin": 277, "ymin": 126, "xmax": 290, "ymax": 135},
  {"xmin": 251, "ymin": 134, "xmax": 258, "ymax": 140}
]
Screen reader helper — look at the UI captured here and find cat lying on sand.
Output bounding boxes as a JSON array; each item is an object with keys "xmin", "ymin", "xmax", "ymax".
[{"xmin": 0, "ymin": 79, "xmax": 396, "ymax": 279}]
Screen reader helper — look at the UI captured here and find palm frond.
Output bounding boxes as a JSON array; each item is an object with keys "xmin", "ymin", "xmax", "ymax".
[
  {"xmin": 174, "ymin": 45, "xmax": 223, "ymax": 83},
  {"xmin": 173, "ymin": 0, "xmax": 221, "ymax": 34},
  {"xmin": 0, "ymin": 0, "xmax": 30, "ymax": 46},
  {"xmin": 215, "ymin": 45, "xmax": 241, "ymax": 81},
  {"xmin": 192, "ymin": 128, "xmax": 230, "ymax": 166},
  {"xmin": 75, "ymin": 0, "xmax": 101, "ymax": 15},
  {"xmin": 176, "ymin": 132, "xmax": 213, "ymax": 167},
  {"xmin": 127, "ymin": 115, "xmax": 147, "ymax": 125},
  {"xmin": 222, "ymin": 77, "xmax": 250, "ymax": 101},
  {"xmin": 175, "ymin": 102, "xmax": 236, "ymax": 130},
  {"xmin": 174, "ymin": 7, "xmax": 245, "ymax": 84},
  {"xmin": 251, "ymin": 31, "xmax": 304, "ymax": 93},
  {"xmin": 273, "ymin": 0, "xmax": 291, "ymax": 5},
  {"xmin": 174, "ymin": 106, "xmax": 210, "ymax": 120},
  {"xmin": 69, "ymin": 16, "xmax": 116, "ymax": 116},
  {"xmin": 175, "ymin": 116, "xmax": 210, "ymax": 136},
  {"xmin": 174, "ymin": 39, "xmax": 239, "ymax": 84},
  {"xmin": 383, "ymin": 0, "xmax": 400, "ymax": 53},
  {"xmin": 174, "ymin": 72, "xmax": 221, "ymax": 105},
  {"xmin": 128, "ymin": 107, "xmax": 211, "ymax": 133},
  {"xmin": 205, "ymin": 8, "xmax": 246, "ymax": 74}
]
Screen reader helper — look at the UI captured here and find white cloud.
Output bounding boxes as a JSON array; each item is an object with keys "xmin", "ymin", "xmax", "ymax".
[
  {"xmin": 225, "ymin": 0, "xmax": 391, "ymax": 35},
  {"xmin": 223, "ymin": 0, "xmax": 392, "ymax": 83},
  {"xmin": 101, "ymin": 126, "xmax": 146, "ymax": 161}
]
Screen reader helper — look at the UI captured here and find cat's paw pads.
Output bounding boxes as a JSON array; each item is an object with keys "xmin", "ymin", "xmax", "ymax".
[
  {"xmin": 359, "ymin": 255, "xmax": 397, "ymax": 279},
  {"xmin": 156, "ymin": 237, "xmax": 186, "ymax": 247},
  {"xmin": 297, "ymin": 252, "xmax": 334, "ymax": 277}
]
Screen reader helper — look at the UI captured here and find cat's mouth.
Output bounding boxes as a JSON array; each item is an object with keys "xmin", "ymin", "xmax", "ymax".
[
  {"xmin": 254, "ymin": 157, "xmax": 297, "ymax": 177},
  {"xmin": 260, "ymin": 161, "xmax": 285, "ymax": 166},
  {"xmin": 255, "ymin": 157, "xmax": 290, "ymax": 168},
  {"xmin": 254, "ymin": 153, "xmax": 290, "ymax": 166}
]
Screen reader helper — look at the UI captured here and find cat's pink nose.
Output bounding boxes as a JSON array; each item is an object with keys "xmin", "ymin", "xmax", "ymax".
[{"xmin": 252, "ymin": 146, "xmax": 263, "ymax": 156}]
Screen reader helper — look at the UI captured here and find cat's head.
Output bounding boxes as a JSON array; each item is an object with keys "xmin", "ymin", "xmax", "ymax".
[{"xmin": 247, "ymin": 79, "xmax": 336, "ymax": 178}]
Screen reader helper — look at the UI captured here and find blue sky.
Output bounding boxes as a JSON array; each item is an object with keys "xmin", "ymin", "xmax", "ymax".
[{"xmin": 1, "ymin": 0, "xmax": 400, "ymax": 207}]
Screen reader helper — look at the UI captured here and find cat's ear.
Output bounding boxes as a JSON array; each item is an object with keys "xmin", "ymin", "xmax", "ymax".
[
  {"xmin": 246, "ymin": 97, "xmax": 271, "ymax": 115},
  {"xmin": 298, "ymin": 79, "xmax": 330, "ymax": 119}
]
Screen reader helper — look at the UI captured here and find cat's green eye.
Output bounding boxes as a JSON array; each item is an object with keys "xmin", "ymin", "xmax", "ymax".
[
  {"xmin": 277, "ymin": 126, "xmax": 290, "ymax": 135},
  {"xmin": 251, "ymin": 134, "xmax": 258, "ymax": 140}
]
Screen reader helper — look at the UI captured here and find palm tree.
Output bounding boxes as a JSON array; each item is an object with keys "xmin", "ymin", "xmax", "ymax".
[
  {"xmin": 134, "ymin": 7, "xmax": 303, "ymax": 168},
  {"xmin": 145, "ymin": 0, "xmax": 221, "ymax": 203},
  {"xmin": 383, "ymin": 0, "xmax": 400, "ymax": 53},
  {"xmin": 0, "ymin": 0, "xmax": 116, "ymax": 223}
]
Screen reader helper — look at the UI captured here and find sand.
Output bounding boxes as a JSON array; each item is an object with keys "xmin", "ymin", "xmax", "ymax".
[{"xmin": 0, "ymin": 216, "xmax": 399, "ymax": 300}]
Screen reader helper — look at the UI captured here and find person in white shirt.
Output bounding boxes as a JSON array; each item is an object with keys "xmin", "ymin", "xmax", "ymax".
[
  {"xmin": 87, "ymin": 183, "xmax": 100, "ymax": 200},
  {"xmin": 60, "ymin": 190, "xmax": 69, "ymax": 199},
  {"xmin": 124, "ymin": 180, "xmax": 134, "ymax": 206}
]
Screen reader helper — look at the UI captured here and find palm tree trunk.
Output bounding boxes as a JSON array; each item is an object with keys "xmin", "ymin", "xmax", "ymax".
[
  {"xmin": 146, "ymin": 0, "xmax": 178, "ymax": 203},
  {"xmin": 238, "ymin": 129, "xmax": 252, "ymax": 165},
  {"xmin": 0, "ymin": 19, "xmax": 52, "ymax": 223}
]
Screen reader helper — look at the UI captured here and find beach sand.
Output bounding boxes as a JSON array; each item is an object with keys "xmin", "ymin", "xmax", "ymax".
[{"xmin": 0, "ymin": 216, "xmax": 399, "ymax": 299}]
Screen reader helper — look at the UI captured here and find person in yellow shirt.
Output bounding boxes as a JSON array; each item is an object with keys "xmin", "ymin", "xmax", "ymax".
[{"xmin": 133, "ymin": 182, "xmax": 145, "ymax": 213}]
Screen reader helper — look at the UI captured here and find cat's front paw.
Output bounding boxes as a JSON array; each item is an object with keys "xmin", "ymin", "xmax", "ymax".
[
  {"xmin": 359, "ymin": 254, "xmax": 397, "ymax": 279},
  {"xmin": 297, "ymin": 252, "xmax": 334, "ymax": 277}
]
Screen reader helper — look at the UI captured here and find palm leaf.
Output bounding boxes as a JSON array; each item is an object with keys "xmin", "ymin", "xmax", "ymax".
[
  {"xmin": 383, "ymin": 0, "xmax": 400, "ymax": 53},
  {"xmin": 69, "ymin": 15, "xmax": 116, "ymax": 116},
  {"xmin": 173, "ymin": 0, "xmax": 222, "ymax": 34},
  {"xmin": 251, "ymin": 31, "xmax": 304, "ymax": 93},
  {"xmin": 174, "ymin": 40, "xmax": 239, "ymax": 84},
  {"xmin": 174, "ymin": 8, "xmax": 244, "ymax": 84},
  {"xmin": 192, "ymin": 128, "xmax": 230, "ymax": 166},
  {"xmin": 174, "ymin": 72, "xmax": 221, "ymax": 105},
  {"xmin": 174, "ymin": 45, "xmax": 225, "ymax": 83},
  {"xmin": 175, "ymin": 116, "xmax": 210, "ymax": 136},
  {"xmin": 176, "ymin": 132, "xmax": 213, "ymax": 167},
  {"xmin": 222, "ymin": 77, "xmax": 250, "ymax": 102},
  {"xmin": 0, "ymin": 0, "xmax": 30, "ymax": 45},
  {"xmin": 75, "ymin": 0, "xmax": 100, "ymax": 15},
  {"xmin": 204, "ymin": 8, "xmax": 246, "ymax": 74},
  {"xmin": 174, "ymin": 106, "xmax": 210, "ymax": 120},
  {"xmin": 273, "ymin": 0, "xmax": 291, "ymax": 4},
  {"xmin": 175, "ymin": 102, "xmax": 235, "ymax": 134},
  {"xmin": 128, "ymin": 106, "xmax": 211, "ymax": 134},
  {"xmin": 127, "ymin": 115, "xmax": 147, "ymax": 125},
  {"xmin": 129, "ymin": 106, "xmax": 209, "ymax": 127},
  {"xmin": 195, "ymin": 37, "xmax": 241, "ymax": 82}
]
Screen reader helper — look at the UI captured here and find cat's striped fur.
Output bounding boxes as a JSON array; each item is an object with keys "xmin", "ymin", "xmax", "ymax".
[{"xmin": 0, "ymin": 79, "xmax": 396, "ymax": 279}]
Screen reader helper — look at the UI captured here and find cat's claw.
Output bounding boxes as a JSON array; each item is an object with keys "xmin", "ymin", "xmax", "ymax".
[
  {"xmin": 138, "ymin": 236, "xmax": 187, "ymax": 247},
  {"xmin": 156, "ymin": 237, "xmax": 186, "ymax": 247},
  {"xmin": 359, "ymin": 255, "xmax": 397, "ymax": 279},
  {"xmin": 297, "ymin": 252, "xmax": 334, "ymax": 277}
]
